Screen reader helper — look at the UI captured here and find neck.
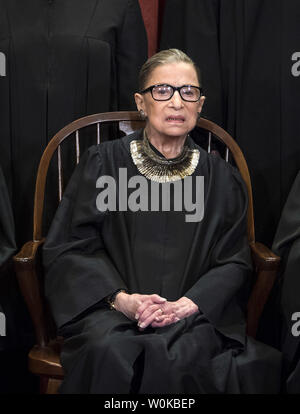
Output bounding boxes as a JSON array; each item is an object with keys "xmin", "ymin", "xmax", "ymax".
[{"xmin": 145, "ymin": 128, "xmax": 187, "ymax": 159}]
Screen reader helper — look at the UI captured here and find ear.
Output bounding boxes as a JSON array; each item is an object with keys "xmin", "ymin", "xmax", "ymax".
[
  {"xmin": 197, "ymin": 95, "xmax": 206, "ymax": 115},
  {"xmin": 134, "ymin": 93, "xmax": 146, "ymax": 114}
]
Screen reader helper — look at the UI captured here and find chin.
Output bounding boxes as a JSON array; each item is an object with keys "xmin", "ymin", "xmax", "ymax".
[{"xmin": 164, "ymin": 126, "xmax": 190, "ymax": 137}]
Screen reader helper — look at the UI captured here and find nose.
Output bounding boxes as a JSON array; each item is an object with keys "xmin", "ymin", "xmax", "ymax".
[{"xmin": 169, "ymin": 90, "xmax": 183, "ymax": 108}]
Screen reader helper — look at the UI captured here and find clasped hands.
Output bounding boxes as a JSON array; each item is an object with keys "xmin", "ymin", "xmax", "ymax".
[{"xmin": 114, "ymin": 293, "xmax": 198, "ymax": 330}]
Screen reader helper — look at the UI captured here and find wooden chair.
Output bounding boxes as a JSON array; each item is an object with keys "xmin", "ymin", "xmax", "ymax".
[{"xmin": 13, "ymin": 111, "xmax": 280, "ymax": 394}]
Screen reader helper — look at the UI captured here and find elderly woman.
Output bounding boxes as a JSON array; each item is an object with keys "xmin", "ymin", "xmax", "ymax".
[{"xmin": 43, "ymin": 49, "xmax": 281, "ymax": 393}]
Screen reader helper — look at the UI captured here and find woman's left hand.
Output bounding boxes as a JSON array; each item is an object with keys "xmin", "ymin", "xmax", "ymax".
[{"xmin": 137, "ymin": 296, "xmax": 199, "ymax": 329}]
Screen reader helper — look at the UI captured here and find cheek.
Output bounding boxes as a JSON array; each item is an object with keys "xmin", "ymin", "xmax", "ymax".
[
  {"xmin": 187, "ymin": 110, "xmax": 198, "ymax": 125},
  {"xmin": 146, "ymin": 104, "xmax": 165, "ymax": 120}
]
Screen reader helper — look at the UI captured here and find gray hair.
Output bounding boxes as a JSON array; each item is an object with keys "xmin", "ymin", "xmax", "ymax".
[{"xmin": 138, "ymin": 49, "xmax": 202, "ymax": 91}]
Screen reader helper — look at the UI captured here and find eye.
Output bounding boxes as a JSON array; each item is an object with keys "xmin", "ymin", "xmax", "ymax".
[
  {"xmin": 181, "ymin": 87, "xmax": 196, "ymax": 97},
  {"xmin": 155, "ymin": 85, "xmax": 171, "ymax": 95}
]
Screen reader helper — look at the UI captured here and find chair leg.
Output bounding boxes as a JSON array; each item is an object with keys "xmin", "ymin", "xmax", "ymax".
[
  {"xmin": 46, "ymin": 379, "xmax": 62, "ymax": 394},
  {"xmin": 39, "ymin": 376, "xmax": 49, "ymax": 394},
  {"xmin": 39, "ymin": 376, "xmax": 62, "ymax": 394}
]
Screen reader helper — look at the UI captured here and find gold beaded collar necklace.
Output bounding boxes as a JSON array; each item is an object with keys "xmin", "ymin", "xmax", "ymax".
[{"xmin": 130, "ymin": 130, "xmax": 200, "ymax": 183}]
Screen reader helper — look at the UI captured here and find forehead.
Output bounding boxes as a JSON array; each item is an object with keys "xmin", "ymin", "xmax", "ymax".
[{"xmin": 146, "ymin": 62, "xmax": 199, "ymax": 87}]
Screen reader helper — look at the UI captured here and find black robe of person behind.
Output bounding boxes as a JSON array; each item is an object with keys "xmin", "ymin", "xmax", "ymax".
[
  {"xmin": 160, "ymin": 0, "xmax": 300, "ymax": 250},
  {"xmin": 0, "ymin": 165, "xmax": 37, "ymax": 393},
  {"xmin": 0, "ymin": 162, "xmax": 19, "ymax": 353},
  {"xmin": 0, "ymin": 165, "xmax": 15, "ymax": 269},
  {"xmin": 270, "ymin": 170, "xmax": 300, "ymax": 393},
  {"xmin": 43, "ymin": 130, "xmax": 282, "ymax": 393},
  {"xmin": 0, "ymin": 0, "xmax": 147, "ymax": 246}
]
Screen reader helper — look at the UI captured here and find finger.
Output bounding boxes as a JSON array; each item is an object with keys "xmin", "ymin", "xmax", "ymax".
[
  {"xmin": 151, "ymin": 313, "xmax": 177, "ymax": 328},
  {"xmin": 137, "ymin": 310, "xmax": 164, "ymax": 331},
  {"xmin": 151, "ymin": 319, "xmax": 180, "ymax": 328},
  {"xmin": 138, "ymin": 308, "xmax": 164, "ymax": 329},
  {"xmin": 135, "ymin": 296, "xmax": 168, "ymax": 319},
  {"xmin": 151, "ymin": 319, "xmax": 172, "ymax": 328},
  {"xmin": 135, "ymin": 300, "xmax": 153, "ymax": 319},
  {"xmin": 136, "ymin": 299, "xmax": 153, "ymax": 319},
  {"xmin": 138, "ymin": 305, "xmax": 162, "ymax": 324},
  {"xmin": 149, "ymin": 294, "xmax": 167, "ymax": 304}
]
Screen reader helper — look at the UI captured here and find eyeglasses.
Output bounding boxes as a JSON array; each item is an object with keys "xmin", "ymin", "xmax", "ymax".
[{"xmin": 140, "ymin": 84, "xmax": 203, "ymax": 102}]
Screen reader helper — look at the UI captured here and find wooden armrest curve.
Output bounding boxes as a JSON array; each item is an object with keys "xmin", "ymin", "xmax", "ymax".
[
  {"xmin": 250, "ymin": 242, "xmax": 280, "ymax": 271},
  {"xmin": 13, "ymin": 238, "xmax": 49, "ymax": 346},
  {"xmin": 13, "ymin": 239, "xmax": 45, "ymax": 265}
]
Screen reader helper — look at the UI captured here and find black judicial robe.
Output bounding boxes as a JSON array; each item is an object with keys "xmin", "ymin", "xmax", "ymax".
[
  {"xmin": 0, "ymin": 165, "xmax": 16, "ymax": 269},
  {"xmin": 43, "ymin": 130, "xmax": 281, "ymax": 393},
  {"xmin": 271, "ymin": 171, "xmax": 300, "ymax": 393},
  {"xmin": 0, "ymin": 164, "xmax": 37, "ymax": 393},
  {"xmin": 0, "ymin": 164, "xmax": 16, "ymax": 351},
  {"xmin": 0, "ymin": 162, "xmax": 21, "ymax": 354},
  {"xmin": 0, "ymin": 0, "xmax": 147, "ymax": 246}
]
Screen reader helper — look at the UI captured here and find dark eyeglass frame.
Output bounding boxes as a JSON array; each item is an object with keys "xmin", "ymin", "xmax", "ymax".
[{"xmin": 140, "ymin": 84, "xmax": 203, "ymax": 102}]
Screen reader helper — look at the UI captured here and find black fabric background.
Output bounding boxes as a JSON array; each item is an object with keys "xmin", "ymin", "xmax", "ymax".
[
  {"xmin": 0, "ymin": 0, "xmax": 147, "ymax": 393},
  {"xmin": 160, "ymin": 0, "xmax": 300, "ymax": 248},
  {"xmin": 263, "ymin": 170, "xmax": 300, "ymax": 393},
  {"xmin": 0, "ymin": 0, "xmax": 147, "ymax": 247}
]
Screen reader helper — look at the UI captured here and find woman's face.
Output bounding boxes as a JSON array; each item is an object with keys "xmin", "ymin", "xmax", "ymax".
[{"xmin": 135, "ymin": 62, "xmax": 205, "ymax": 142}]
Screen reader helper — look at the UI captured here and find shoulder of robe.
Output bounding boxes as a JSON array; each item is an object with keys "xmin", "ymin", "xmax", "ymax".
[
  {"xmin": 190, "ymin": 138, "xmax": 243, "ymax": 183},
  {"xmin": 207, "ymin": 149, "xmax": 245, "ymax": 185},
  {"xmin": 91, "ymin": 129, "xmax": 143, "ymax": 158},
  {"xmin": 197, "ymin": 147, "xmax": 249, "ymax": 209}
]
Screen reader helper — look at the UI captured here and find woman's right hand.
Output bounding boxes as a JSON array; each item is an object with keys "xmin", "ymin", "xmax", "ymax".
[{"xmin": 114, "ymin": 292, "xmax": 172, "ymax": 329}]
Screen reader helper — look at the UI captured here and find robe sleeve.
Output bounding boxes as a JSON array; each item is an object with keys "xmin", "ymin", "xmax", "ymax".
[
  {"xmin": 184, "ymin": 164, "xmax": 253, "ymax": 338},
  {"xmin": 43, "ymin": 146, "xmax": 128, "ymax": 329},
  {"xmin": 116, "ymin": 0, "xmax": 148, "ymax": 110}
]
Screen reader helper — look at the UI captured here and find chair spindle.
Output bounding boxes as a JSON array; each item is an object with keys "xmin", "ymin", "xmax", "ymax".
[
  {"xmin": 97, "ymin": 123, "xmax": 100, "ymax": 145},
  {"xmin": 208, "ymin": 132, "xmax": 211, "ymax": 153},
  {"xmin": 75, "ymin": 130, "xmax": 80, "ymax": 164},
  {"xmin": 57, "ymin": 145, "xmax": 63, "ymax": 202}
]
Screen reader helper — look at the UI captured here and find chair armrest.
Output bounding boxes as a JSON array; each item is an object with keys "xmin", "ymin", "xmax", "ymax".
[
  {"xmin": 13, "ymin": 239, "xmax": 49, "ymax": 347},
  {"xmin": 246, "ymin": 242, "xmax": 281, "ymax": 337},
  {"xmin": 250, "ymin": 242, "xmax": 280, "ymax": 271}
]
